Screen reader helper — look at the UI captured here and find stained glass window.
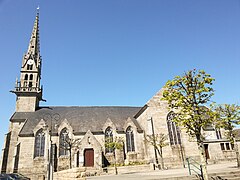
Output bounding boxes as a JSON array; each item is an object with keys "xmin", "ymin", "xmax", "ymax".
[
  {"xmin": 105, "ymin": 127, "xmax": 113, "ymax": 153},
  {"xmin": 59, "ymin": 128, "xmax": 69, "ymax": 156},
  {"xmin": 34, "ymin": 129, "xmax": 45, "ymax": 158},
  {"xmin": 126, "ymin": 126, "xmax": 135, "ymax": 152},
  {"xmin": 167, "ymin": 112, "xmax": 181, "ymax": 145}
]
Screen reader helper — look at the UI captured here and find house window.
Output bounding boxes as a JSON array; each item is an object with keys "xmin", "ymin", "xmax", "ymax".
[
  {"xmin": 34, "ymin": 129, "xmax": 45, "ymax": 158},
  {"xmin": 59, "ymin": 128, "xmax": 69, "ymax": 156},
  {"xmin": 166, "ymin": 111, "xmax": 181, "ymax": 145},
  {"xmin": 220, "ymin": 143, "xmax": 234, "ymax": 151},
  {"xmin": 126, "ymin": 126, "xmax": 135, "ymax": 152},
  {"xmin": 105, "ymin": 127, "xmax": 113, "ymax": 153},
  {"xmin": 226, "ymin": 143, "xmax": 230, "ymax": 150},
  {"xmin": 220, "ymin": 143, "xmax": 225, "ymax": 150}
]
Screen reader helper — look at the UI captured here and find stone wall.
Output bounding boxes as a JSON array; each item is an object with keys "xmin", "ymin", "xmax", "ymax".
[
  {"xmin": 136, "ymin": 88, "xmax": 200, "ymax": 168},
  {"xmin": 16, "ymin": 96, "xmax": 38, "ymax": 112},
  {"xmin": 207, "ymin": 141, "xmax": 239, "ymax": 163},
  {"xmin": 5, "ymin": 121, "xmax": 25, "ymax": 173}
]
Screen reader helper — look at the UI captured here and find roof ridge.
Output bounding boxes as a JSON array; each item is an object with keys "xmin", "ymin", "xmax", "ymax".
[{"xmin": 39, "ymin": 106, "xmax": 142, "ymax": 108}]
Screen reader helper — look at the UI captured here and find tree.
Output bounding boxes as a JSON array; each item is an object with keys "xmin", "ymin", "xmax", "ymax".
[
  {"xmin": 105, "ymin": 137, "xmax": 123, "ymax": 175},
  {"xmin": 211, "ymin": 103, "xmax": 240, "ymax": 167},
  {"xmin": 59, "ymin": 134, "xmax": 81, "ymax": 169},
  {"xmin": 162, "ymin": 69, "xmax": 215, "ymax": 180},
  {"xmin": 145, "ymin": 133, "xmax": 168, "ymax": 170}
]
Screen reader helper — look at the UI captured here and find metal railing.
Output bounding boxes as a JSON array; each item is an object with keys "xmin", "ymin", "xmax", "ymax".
[{"xmin": 186, "ymin": 157, "xmax": 203, "ymax": 179}]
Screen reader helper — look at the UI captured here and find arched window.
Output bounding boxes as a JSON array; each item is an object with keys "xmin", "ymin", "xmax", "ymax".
[
  {"xmin": 29, "ymin": 74, "xmax": 33, "ymax": 87},
  {"xmin": 166, "ymin": 111, "xmax": 181, "ymax": 146},
  {"xmin": 105, "ymin": 127, "xmax": 113, "ymax": 153},
  {"xmin": 34, "ymin": 129, "xmax": 45, "ymax": 158},
  {"xmin": 24, "ymin": 74, "xmax": 28, "ymax": 80},
  {"xmin": 23, "ymin": 74, "xmax": 28, "ymax": 87},
  {"xmin": 126, "ymin": 126, "xmax": 135, "ymax": 152},
  {"xmin": 59, "ymin": 128, "xmax": 69, "ymax": 156}
]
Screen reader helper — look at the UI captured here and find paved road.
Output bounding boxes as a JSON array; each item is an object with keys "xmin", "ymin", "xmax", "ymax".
[{"xmin": 87, "ymin": 161, "xmax": 238, "ymax": 180}]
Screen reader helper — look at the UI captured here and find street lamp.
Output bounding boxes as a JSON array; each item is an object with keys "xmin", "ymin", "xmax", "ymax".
[
  {"xmin": 43, "ymin": 113, "xmax": 60, "ymax": 180},
  {"xmin": 147, "ymin": 117, "xmax": 160, "ymax": 170}
]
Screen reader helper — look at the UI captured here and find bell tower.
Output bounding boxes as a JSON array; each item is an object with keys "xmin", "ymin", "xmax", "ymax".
[{"xmin": 11, "ymin": 8, "xmax": 44, "ymax": 112}]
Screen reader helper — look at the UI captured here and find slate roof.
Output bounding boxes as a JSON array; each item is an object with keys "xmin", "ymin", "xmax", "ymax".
[{"xmin": 11, "ymin": 106, "xmax": 143, "ymax": 136}]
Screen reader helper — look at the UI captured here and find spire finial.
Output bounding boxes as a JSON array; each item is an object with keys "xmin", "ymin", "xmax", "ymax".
[{"xmin": 36, "ymin": 6, "xmax": 40, "ymax": 16}]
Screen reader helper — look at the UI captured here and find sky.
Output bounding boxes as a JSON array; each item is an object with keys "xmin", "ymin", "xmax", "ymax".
[{"xmin": 0, "ymin": 0, "xmax": 240, "ymax": 154}]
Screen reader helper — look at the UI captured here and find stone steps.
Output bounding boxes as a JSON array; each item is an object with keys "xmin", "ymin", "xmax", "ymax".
[
  {"xmin": 53, "ymin": 167, "xmax": 87, "ymax": 180},
  {"xmin": 53, "ymin": 167, "xmax": 101, "ymax": 180}
]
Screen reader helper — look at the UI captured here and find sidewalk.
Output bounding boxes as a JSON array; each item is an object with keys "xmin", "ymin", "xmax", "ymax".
[
  {"xmin": 139, "ymin": 161, "xmax": 238, "ymax": 178},
  {"xmin": 87, "ymin": 161, "xmax": 239, "ymax": 180},
  {"xmin": 141, "ymin": 161, "xmax": 238, "ymax": 177}
]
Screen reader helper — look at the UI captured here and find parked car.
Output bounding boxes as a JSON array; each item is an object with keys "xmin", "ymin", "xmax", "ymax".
[
  {"xmin": 0, "ymin": 174, "xmax": 14, "ymax": 180},
  {"xmin": 6, "ymin": 174, "xmax": 30, "ymax": 180}
]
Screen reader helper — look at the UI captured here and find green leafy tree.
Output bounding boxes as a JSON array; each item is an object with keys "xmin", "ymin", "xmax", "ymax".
[
  {"xmin": 145, "ymin": 133, "xmax": 168, "ymax": 170},
  {"xmin": 105, "ymin": 137, "xmax": 124, "ymax": 175},
  {"xmin": 162, "ymin": 69, "xmax": 215, "ymax": 180},
  {"xmin": 211, "ymin": 103, "xmax": 240, "ymax": 167}
]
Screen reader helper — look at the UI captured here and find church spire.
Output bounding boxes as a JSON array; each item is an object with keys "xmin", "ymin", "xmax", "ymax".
[
  {"xmin": 11, "ymin": 7, "xmax": 44, "ymax": 112},
  {"xmin": 27, "ymin": 7, "xmax": 40, "ymax": 57}
]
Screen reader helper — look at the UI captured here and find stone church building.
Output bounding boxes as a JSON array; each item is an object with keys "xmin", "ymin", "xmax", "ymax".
[{"xmin": 0, "ymin": 11, "xmax": 237, "ymax": 179}]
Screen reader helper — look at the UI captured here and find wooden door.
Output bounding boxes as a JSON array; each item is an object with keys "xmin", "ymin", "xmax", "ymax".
[{"xmin": 84, "ymin": 149, "xmax": 94, "ymax": 167}]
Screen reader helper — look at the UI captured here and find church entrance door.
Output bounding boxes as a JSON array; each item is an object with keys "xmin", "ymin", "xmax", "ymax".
[{"xmin": 84, "ymin": 149, "xmax": 94, "ymax": 167}]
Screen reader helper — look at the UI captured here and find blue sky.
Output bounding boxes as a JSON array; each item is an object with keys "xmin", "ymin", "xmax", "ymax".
[{"xmin": 0, "ymin": 0, "xmax": 240, "ymax": 152}]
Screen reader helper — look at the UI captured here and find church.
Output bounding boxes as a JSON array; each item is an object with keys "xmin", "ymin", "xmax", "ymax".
[{"xmin": 0, "ymin": 10, "xmax": 237, "ymax": 179}]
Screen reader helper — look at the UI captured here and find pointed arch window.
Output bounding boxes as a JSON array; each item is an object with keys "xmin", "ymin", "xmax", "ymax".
[
  {"xmin": 59, "ymin": 128, "xmax": 69, "ymax": 156},
  {"xmin": 126, "ymin": 126, "xmax": 135, "ymax": 152},
  {"xmin": 105, "ymin": 127, "xmax": 113, "ymax": 153},
  {"xmin": 166, "ymin": 111, "xmax": 181, "ymax": 146},
  {"xmin": 34, "ymin": 129, "xmax": 45, "ymax": 158}
]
